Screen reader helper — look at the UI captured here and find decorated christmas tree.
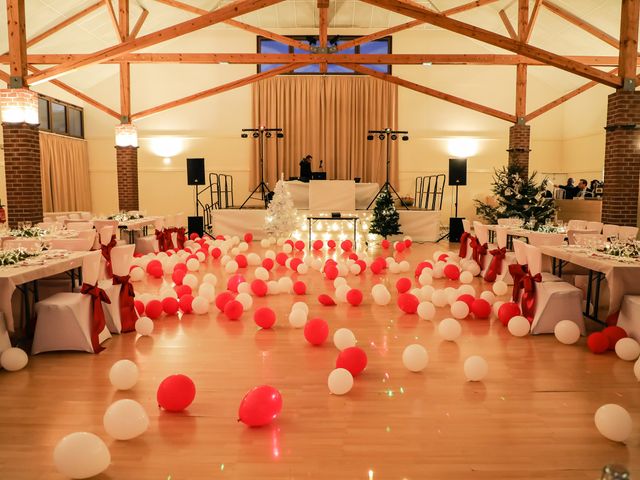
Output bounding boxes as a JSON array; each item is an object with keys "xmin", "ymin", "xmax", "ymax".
[
  {"xmin": 369, "ymin": 189, "xmax": 402, "ymax": 239},
  {"xmin": 264, "ymin": 177, "xmax": 298, "ymax": 238},
  {"xmin": 475, "ymin": 164, "xmax": 556, "ymax": 228}
]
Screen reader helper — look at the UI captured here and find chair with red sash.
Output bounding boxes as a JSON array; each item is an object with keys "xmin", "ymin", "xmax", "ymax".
[
  {"xmin": 458, "ymin": 219, "xmax": 474, "ymax": 261},
  {"xmin": 32, "ymin": 251, "xmax": 112, "ymax": 354},
  {"xmin": 472, "ymin": 221, "xmax": 493, "ymax": 274},
  {"xmin": 526, "ymin": 232, "xmax": 564, "ymax": 281},
  {"xmin": 135, "ymin": 217, "xmax": 163, "ymax": 255},
  {"xmin": 100, "ymin": 245, "xmax": 137, "ymax": 334},
  {"xmin": 99, "ymin": 226, "xmax": 118, "ymax": 280},
  {"xmin": 484, "ymin": 225, "xmax": 517, "ymax": 284}
]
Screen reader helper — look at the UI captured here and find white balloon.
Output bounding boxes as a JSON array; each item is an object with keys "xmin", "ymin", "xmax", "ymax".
[
  {"xmin": 198, "ymin": 283, "xmax": 216, "ymax": 302},
  {"xmin": 333, "ymin": 328, "xmax": 357, "ymax": 351},
  {"xmin": 129, "ymin": 266, "xmax": 145, "ymax": 282},
  {"xmin": 192, "ymin": 296, "xmax": 210, "ymax": 315},
  {"xmin": 333, "ymin": 277, "xmax": 348, "ymax": 289},
  {"xmin": 202, "ymin": 273, "xmax": 218, "ymax": 287},
  {"xmin": 451, "ymin": 300, "xmax": 470, "ymax": 320},
  {"xmin": 438, "ymin": 318, "xmax": 462, "ymax": 341},
  {"xmin": 195, "ymin": 252, "xmax": 205, "ymax": 263},
  {"xmin": 237, "ymin": 282, "xmax": 251, "ymax": 295},
  {"xmin": 328, "ymin": 368, "xmax": 354, "ymax": 395},
  {"xmin": 182, "ymin": 273, "xmax": 199, "ymax": 290},
  {"xmin": 282, "ymin": 243, "xmax": 293, "ymax": 254},
  {"xmin": 54, "ymin": 432, "xmax": 110, "ymax": 479},
  {"xmin": 267, "ymin": 281, "xmax": 280, "ymax": 295},
  {"xmin": 337, "ymin": 263, "xmax": 349, "ymax": 277},
  {"xmin": 224, "ymin": 260, "xmax": 239, "ymax": 274},
  {"xmin": 336, "ymin": 285, "xmax": 351, "ymax": 303},
  {"xmin": 431, "ymin": 289, "xmax": 448, "ymax": 307},
  {"xmin": 464, "ymin": 262, "xmax": 481, "ymax": 277},
  {"xmin": 372, "ymin": 286, "xmax": 391, "ymax": 306},
  {"xmin": 186, "ymin": 258, "xmax": 200, "ymax": 272},
  {"xmin": 418, "ymin": 271, "xmax": 433, "ymax": 286},
  {"xmin": 594, "ymin": 404, "xmax": 633, "ymax": 443},
  {"xmin": 135, "ymin": 317, "xmax": 154, "ymax": 336},
  {"xmin": 260, "ymin": 238, "xmax": 269, "ymax": 248},
  {"xmin": 238, "ymin": 242, "xmax": 249, "ymax": 252},
  {"xmin": 554, "ymin": 320, "xmax": 581, "ymax": 345},
  {"xmin": 349, "ymin": 263, "xmax": 362, "ymax": 275},
  {"xmin": 297, "ymin": 264, "xmax": 309, "ymax": 275},
  {"xmin": 508, "ymin": 316, "xmax": 530, "ymax": 337},
  {"xmin": 615, "ymin": 338, "xmax": 640, "ymax": 361},
  {"xmin": 445, "ymin": 287, "xmax": 459, "ymax": 305},
  {"xmin": 432, "ymin": 263, "xmax": 444, "ymax": 279},
  {"xmin": 402, "ymin": 344, "xmax": 429, "ymax": 372},
  {"xmin": 278, "ymin": 276, "xmax": 293, "ymax": 294},
  {"xmin": 634, "ymin": 357, "xmax": 640, "ymax": 381},
  {"xmin": 230, "ymin": 247, "xmax": 239, "ymax": 256},
  {"xmin": 398, "ymin": 260, "xmax": 410, "ymax": 272},
  {"xmin": 459, "ymin": 270, "xmax": 473, "ymax": 284},
  {"xmin": 493, "ymin": 280, "xmax": 509, "ymax": 296},
  {"xmin": 108, "ymin": 360, "xmax": 139, "ymax": 390},
  {"xmin": 410, "ymin": 288, "xmax": 424, "ymax": 301},
  {"xmin": 417, "ymin": 301, "xmax": 436, "ymax": 321},
  {"xmin": 265, "ymin": 249, "xmax": 276, "ymax": 260},
  {"xmin": 480, "ymin": 290, "xmax": 496, "ymax": 305},
  {"xmin": 492, "ymin": 300, "xmax": 505, "ymax": 318},
  {"xmin": 291, "ymin": 301, "xmax": 309, "ymax": 315},
  {"xmin": 288, "ymin": 309, "xmax": 307, "ymax": 328},
  {"xmin": 421, "ymin": 285, "xmax": 435, "ymax": 302},
  {"xmin": 389, "ymin": 262, "xmax": 401, "ymax": 274},
  {"xmin": 235, "ymin": 292, "xmax": 253, "ymax": 311},
  {"xmin": 311, "ymin": 258, "xmax": 323, "ymax": 271},
  {"xmin": 220, "ymin": 255, "xmax": 231, "ymax": 266},
  {"xmin": 464, "ymin": 355, "xmax": 488, "ymax": 381},
  {"xmin": 458, "ymin": 284, "xmax": 476, "ymax": 297},
  {"xmin": 0, "ymin": 347, "xmax": 28, "ymax": 371},
  {"xmin": 103, "ymin": 399, "xmax": 149, "ymax": 440},
  {"xmin": 159, "ymin": 287, "xmax": 177, "ymax": 299}
]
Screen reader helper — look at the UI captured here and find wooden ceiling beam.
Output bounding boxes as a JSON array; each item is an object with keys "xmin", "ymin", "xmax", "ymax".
[
  {"xmin": 131, "ymin": 63, "xmax": 301, "ymax": 121},
  {"xmin": 319, "ymin": 0, "xmax": 329, "ymax": 73},
  {"xmin": 525, "ymin": 0, "xmax": 542, "ymax": 43},
  {"xmin": 104, "ymin": 0, "xmax": 122, "ymax": 41},
  {"xmin": 343, "ymin": 63, "xmax": 517, "ymax": 123},
  {"xmin": 119, "ymin": 0, "xmax": 130, "ymax": 121},
  {"xmin": 128, "ymin": 8, "xmax": 149, "ymax": 39},
  {"xmin": 359, "ymin": 0, "xmax": 622, "ymax": 88},
  {"xmin": 498, "ymin": 9, "xmax": 517, "ymax": 40},
  {"xmin": 6, "ymin": 0, "xmax": 27, "ymax": 87},
  {"xmin": 618, "ymin": 0, "xmax": 640, "ymax": 88},
  {"xmin": 27, "ymin": 0, "xmax": 286, "ymax": 86},
  {"xmin": 515, "ymin": 0, "xmax": 528, "ymax": 121},
  {"xmin": 541, "ymin": 1, "xmax": 619, "ymax": 49}
]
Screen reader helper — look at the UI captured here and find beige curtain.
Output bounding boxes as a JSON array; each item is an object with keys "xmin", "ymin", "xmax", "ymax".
[
  {"xmin": 252, "ymin": 76, "xmax": 398, "ymax": 188},
  {"xmin": 40, "ymin": 132, "xmax": 92, "ymax": 212}
]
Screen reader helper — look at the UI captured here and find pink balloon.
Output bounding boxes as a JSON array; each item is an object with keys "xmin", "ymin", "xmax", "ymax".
[{"xmin": 238, "ymin": 385, "xmax": 283, "ymax": 427}]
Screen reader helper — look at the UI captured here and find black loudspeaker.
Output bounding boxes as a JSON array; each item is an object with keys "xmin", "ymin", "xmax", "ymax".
[
  {"xmin": 186, "ymin": 158, "xmax": 205, "ymax": 185},
  {"xmin": 449, "ymin": 217, "xmax": 464, "ymax": 243},
  {"xmin": 188, "ymin": 216, "xmax": 204, "ymax": 237},
  {"xmin": 448, "ymin": 158, "xmax": 467, "ymax": 186}
]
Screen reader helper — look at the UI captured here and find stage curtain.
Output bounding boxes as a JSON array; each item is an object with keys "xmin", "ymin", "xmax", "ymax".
[
  {"xmin": 40, "ymin": 132, "xmax": 92, "ymax": 212},
  {"xmin": 252, "ymin": 75, "xmax": 398, "ymax": 188}
]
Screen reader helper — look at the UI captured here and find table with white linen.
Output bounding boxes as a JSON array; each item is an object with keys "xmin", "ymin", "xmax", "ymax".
[
  {"xmin": 486, "ymin": 225, "xmax": 566, "ymax": 247},
  {"xmin": 285, "ymin": 181, "xmax": 379, "ymax": 210},
  {"xmin": 0, "ymin": 230, "xmax": 78, "ymax": 249},
  {"xmin": 0, "ymin": 251, "xmax": 92, "ymax": 333},
  {"xmin": 540, "ymin": 245, "xmax": 640, "ymax": 322}
]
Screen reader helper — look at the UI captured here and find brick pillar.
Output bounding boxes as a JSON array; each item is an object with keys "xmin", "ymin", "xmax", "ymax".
[
  {"xmin": 115, "ymin": 146, "xmax": 139, "ymax": 211},
  {"xmin": 508, "ymin": 123, "xmax": 531, "ymax": 175},
  {"xmin": 602, "ymin": 90, "xmax": 640, "ymax": 226},
  {"xmin": 2, "ymin": 122, "xmax": 43, "ymax": 228}
]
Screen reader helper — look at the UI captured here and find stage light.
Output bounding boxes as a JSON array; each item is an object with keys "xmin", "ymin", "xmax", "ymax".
[
  {"xmin": 402, "ymin": 136, "xmax": 409, "ymax": 141},
  {"xmin": 253, "ymin": 132, "xmax": 260, "ymax": 138},
  {"xmin": 448, "ymin": 138, "xmax": 478, "ymax": 158},
  {"xmin": 385, "ymin": 128, "xmax": 391, "ymax": 133},
  {"xmin": 241, "ymin": 133, "xmax": 248, "ymax": 138},
  {"xmin": 276, "ymin": 133, "xmax": 284, "ymax": 138},
  {"xmin": 390, "ymin": 134, "xmax": 398, "ymax": 141},
  {"xmin": 367, "ymin": 135, "xmax": 374, "ymax": 141},
  {"xmin": 379, "ymin": 134, "xmax": 385, "ymax": 140},
  {"xmin": 265, "ymin": 132, "xmax": 272, "ymax": 138}
]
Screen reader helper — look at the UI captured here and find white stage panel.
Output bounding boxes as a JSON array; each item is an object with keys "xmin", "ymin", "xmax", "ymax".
[
  {"xmin": 285, "ymin": 181, "xmax": 379, "ymax": 210},
  {"xmin": 309, "ymin": 180, "xmax": 355, "ymax": 211}
]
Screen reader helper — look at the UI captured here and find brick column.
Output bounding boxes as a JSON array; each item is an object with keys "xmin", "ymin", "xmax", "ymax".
[
  {"xmin": 115, "ymin": 146, "xmax": 139, "ymax": 211},
  {"xmin": 602, "ymin": 90, "xmax": 640, "ymax": 226},
  {"xmin": 2, "ymin": 122, "xmax": 43, "ymax": 228},
  {"xmin": 507, "ymin": 123, "xmax": 531, "ymax": 175}
]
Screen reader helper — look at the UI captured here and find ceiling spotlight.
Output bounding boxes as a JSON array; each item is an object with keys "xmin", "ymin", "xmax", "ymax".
[
  {"xmin": 390, "ymin": 134, "xmax": 398, "ymax": 141},
  {"xmin": 241, "ymin": 133, "xmax": 248, "ymax": 138},
  {"xmin": 252, "ymin": 132, "xmax": 259, "ymax": 138},
  {"xmin": 265, "ymin": 132, "xmax": 272, "ymax": 138},
  {"xmin": 367, "ymin": 135, "xmax": 374, "ymax": 141},
  {"xmin": 402, "ymin": 135, "xmax": 409, "ymax": 141},
  {"xmin": 276, "ymin": 133, "xmax": 284, "ymax": 138},
  {"xmin": 385, "ymin": 128, "xmax": 391, "ymax": 133},
  {"xmin": 379, "ymin": 134, "xmax": 385, "ymax": 140}
]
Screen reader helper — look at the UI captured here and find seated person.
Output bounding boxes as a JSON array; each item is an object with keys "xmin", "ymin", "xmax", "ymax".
[
  {"xmin": 575, "ymin": 179, "xmax": 592, "ymax": 198},
  {"xmin": 299, "ymin": 155, "xmax": 312, "ymax": 181},
  {"xmin": 559, "ymin": 177, "xmax": 576, "ymax": 199}
]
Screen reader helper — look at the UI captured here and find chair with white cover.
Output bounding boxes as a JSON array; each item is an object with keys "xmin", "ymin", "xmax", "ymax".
[
  {"xmin": 586, "ymin": 221, "xmax": 603, "ymax": 233},
  {"xmin": 98, "ymin": 226, "xmax": 118, "ymax": 279},
  {"xmin": 567, "ymin": 220, "xmax": 588, "ymax": 231},
  {"xmin": 457, "ymin": 219, "xmax": 474, "ymax": 260},
  {"xmin": 32, "ymin": 251, "xmax": 112, "ymax": 354},
  {"xmin": 99, "ymin": 245, "xmax": 137, "ymax": 334},
  {"xmin": 472, "ymin": 221, "xmax": 492, "ymax": 272},
  {"xmin": 50, "ymin": 231, "xmax": 96, "ymax": 252},
  {"xmin": 68, "ymin": 213, "xmax": 81, "ymax": 220},
  {"xmin": 618, "ymin": 226, "xmax": 639, "ymax": 241},
  {"xmin": 135, "ymin": 217, "xmax": 162, "ymax": 255},
  {"xmin": 602, "ymin": 224, "xmax": 620, "ymax": 240},
  {"xmin": 567, "ymin": 229, "xmax": 600, "ymax": 245},
  {"xmin": 68, "ymin": 221, "xmax": 93, "ymax": 231},
  {"xmin": 617, "ymin": 295, "xmax": 640, "ymax": 341},
  {"xmin": 497, "ymin": 218, "xmax": 511, "ymax": 226},
  {"xmin": 524, "ymin": 243, "xmax": 585, "ymax": 336},
  {"xmin": 484, "ymin": 226, "xmax": 517, "ymax": 284},
  {"xmin": 527, "ymin": 232, "xmax": 565, "ymax": 279}
]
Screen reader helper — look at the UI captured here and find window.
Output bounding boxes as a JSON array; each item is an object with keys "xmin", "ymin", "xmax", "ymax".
[
  {"xmin": 37, "ymin": 95, "xmax": 84, "ymax": 139},
  {"xmin": 257, "ymin": 35, "xmax": 392, "ymax": 75}
]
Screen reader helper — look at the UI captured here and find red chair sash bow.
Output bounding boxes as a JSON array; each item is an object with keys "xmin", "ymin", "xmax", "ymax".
[
  {"xmin": 520, "ymin": 272, "xmax": 542, "ymax": 322},
  {"xmin": 458, "ymin": 232, "xmax": 470, "ymax": 258},
  {"xmin": 100, "ymin": 234, "xmax": 117, "ymax": 278},
  {"xmin": 80, "ymin": 283, "xmax": 111, "ymax": 353},
  {"xmin": 471, "ymin": 240, "xmax": 488, "ymax": 269},
  {"xmin": 176, "ymin": 227, "xmax": 186, "ymax": 249},
  {"xmin": 112, "ymin": 275, "xmax": 137, "ymax": 332},
  {"xmin": 484, "ymin": 247, "xmax": 507, "ymax": 283},
  {"xmin": 162, "ymin": 228, "xmax": 175, "ymax": 251},
  {"xmin": 155, "ymin": 229, "xmax": 167, "ymax": 252},
  {"xmin": 509, "ymin": 263, "xmax": 529, "ymax": 302}
]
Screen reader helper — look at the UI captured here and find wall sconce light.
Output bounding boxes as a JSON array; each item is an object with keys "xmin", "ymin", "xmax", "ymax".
[
  {"xmin": 115, "ymin": 123, "xmax": 138, "ymax": 147},
  {"xmin": 0, "ymin": 88, "xmax": 39, "ymax": 125},
  {"xmin": 150, "ymin": 136, "xmax": 184, "ymax": 164},
  {"xmin": 447, "ymin": 138, "xmax": 478, "ymax": 158}
]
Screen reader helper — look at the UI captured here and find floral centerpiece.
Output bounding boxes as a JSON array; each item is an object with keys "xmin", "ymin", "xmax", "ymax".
[
  {"xmin": 599, "ymin": 239, "xmax": 640, "ymax": 259},
  {"xmin": 109, "ymin": 212, "xmax": 143, "ymax": 222},
  {"xmin": 9, "ymin": 226, "xmax": 46, "ymax": 237},
  {"xmin": 0, "ymin": 248, "xmax": 39, "ymax": 266},
  {"xmin": 524, "ymin": 224, "xmax": 566, "ymax": 234}
]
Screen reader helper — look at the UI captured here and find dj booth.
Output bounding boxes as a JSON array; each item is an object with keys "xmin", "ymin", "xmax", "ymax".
[{"xmin": 285, "ymin": 180, "xmax": 379, "ymax": 210}]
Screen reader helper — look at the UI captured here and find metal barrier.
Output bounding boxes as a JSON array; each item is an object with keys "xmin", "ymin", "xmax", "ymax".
[{"xmin": 414, "ymin": 174, "xmax": 446, "ymax": 211}]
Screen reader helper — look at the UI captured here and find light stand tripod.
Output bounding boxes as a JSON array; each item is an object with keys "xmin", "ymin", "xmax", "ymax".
[
  {"xmin": 239, "ymin": 126, "xmax": 284, "ymax": 209},
  {"xmin": 367, "ymin": 128, "xmax": 410, "ymax": 210}
]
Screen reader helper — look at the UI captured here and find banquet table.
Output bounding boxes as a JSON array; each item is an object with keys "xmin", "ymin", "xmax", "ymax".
[
  {"xmin": 0, "ymin": 251, "xmax": 92, "ymax": 334},
  {"xmin": 486, "ymin": 225, "xmax": 566, "ymax": 247},
  {"xmin": 0, "ymin": 230, "xmax": 78, "ymax": 249},
  {"xmin": 285, "ymin": 181, "xmax": 379, "ymax": 210},
  {"xmin": 539, "ymin": 245, "xmax": 640, "ymax": 322}
]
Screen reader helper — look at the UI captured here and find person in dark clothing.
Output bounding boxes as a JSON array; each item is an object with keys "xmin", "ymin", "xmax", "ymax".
[
  {"xmin": 560, "ymin": 177, "xmax": 576, "ymax": 199},
  {"xmin": 299, "ymin": 155, "xmax": 312, "ymax": 181}
]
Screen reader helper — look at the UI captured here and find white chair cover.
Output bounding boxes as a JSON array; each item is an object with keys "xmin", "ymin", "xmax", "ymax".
[
  {"xmin": 70, "ymin": 221, "xmax": 94, "ymax": 231},
  {"xmin": 100, "ymin": 245, "xmax": 135, "ymax": 334},
  {"xmin": 462, "ymin": 219, "xmax": 471, "ymax": 233},
  {"xmin": 567, "ymin": 220, "xmax": 588, "ymax": 231},
  {"xmin": 530, "ymin": 281, "xmax": 585, "ymax": 335},
  {"xmin": 602, "ymin": 224, "xmax": 620, "ymax": 240},
  {"xmin": 524, "ymin": 243, "xmax": 561, "ymax": 282},
  {"xmin": 586, "ymin": 221, "xmax": 603, "ymax": 233},
  {"xmin": 619, "ymin": 226, "xmax": 639, "ymax": 241},
  {"xmin": 617, "ymin": 295, "xmax": 640, "ymax": 341},
  {"xmin": 513, "ymin": 239, "xmax": 528, "ymax": 265},
  {"xmin": 567, "ymin": 229, "xmax": 600, "ymax": 245}
]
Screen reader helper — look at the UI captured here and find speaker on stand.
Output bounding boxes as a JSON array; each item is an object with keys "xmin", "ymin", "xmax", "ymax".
[
  {"xmin": 438, "ymin": 158, "xmax": 467, "ymax": 243},
  {"xmin": 187, "ymin": 158, "xmax": 205, "ymax": 236}
]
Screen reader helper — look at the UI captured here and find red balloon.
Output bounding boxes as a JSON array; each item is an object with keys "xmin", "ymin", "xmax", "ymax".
[
  {"xmin": 471, "ymin": 298, "xmax": 491, "ymax": 319},
  {"xmin": 457, "ymin": 294, "xmax": 475, "ymax": 309},
  {"xmin": 348, "ymin": 253, "xmax": 359, "ymax": 261},
  {"xmin": 370, "ymin": 261, "xmax": 383, "ymax": 274},
  {"xmin": 262, "ymin": 258, "xmax": 275, "ymax": 271},
  {"xmin": 178, "ymin": 294, "xmax": 193, "ymax": 313},
  {"xmin": 147, "ymin": 262, "xmax": 163, "ymax": 279},
  {"xmin": 251, "ymin": 279, "xmax": 268, "ymax": 297},
  {"xmin": 189, "ymin": 233, "xmax": 199, "ymax": 241},
  {"xmin": 162, "ymin": 297, "xmax": 179, "ymax": 315},
  {"xmin": 285, "ymin": 239, "xmax": 294, "ymax": 248},
  {"xmin": 244, "ymin": 232, "xmax": 253, "ymax": 243},
  {"xmin": 404, "ymin": 238, "xmax": 413, "ymax": 248},
  {"xmin": 145, "ymin": 300, "xmax": 163, "ymax": 319},
  {"xmin": 224, "ymin": 300, "xmax": 244, "ymax": 321},
  {"xmin": 215, "ymin": 291, "xmax": 235, "ymax": 312},
  {"xmin": 356, "ymin": 260, "xmax": 367, "ymax": 273},
  {"xmin": 415, "ymin": 261, "xmax": 433, "ymax": 277},
  {"xmin": 602, "ymin": 326, "xmax": 627, "ymax": 350},
  {"xmin": 395, "ymin": 277, "xmax": 412, "ymax": 293},
  {"xmin": 290, "ymin": 258, "xmax": 303, "ymax": 272},
  {"xmin": 134, "ymin": 300, "xmax": 144, "ymax": 315},
  {"xmin": 346, "ymin": 288, "xmax": 363, "ymax": 306},
  {"xmin": 215, "ymin": 235, "xmax": 225, "ymax": 240},
  {"xmin": 312, "ymin": 240, "xmax": 323, "ymax": 250},
  {"xmin": 238, "ymin": 385, "xmax": 282, "ymax": 427},
  {"xmin": 324, "ymin": 266, "xmax": 338, "ymax": 280},
  {"xmin": 341, "ymin": 240, "xmax": 353, "ymax": 252},
  {"xmin": 171, "ymin": 269, "xmax": 185, "ymax": 285},
  {"xmin": 336, "ymin": 347, "xmax": 368, "ymax": 376},
  {"xmin": 276, "ymin": 252, "xmax": 288, "ymax": 266},
  {"xmin": 395, "ymin": 242, "xmax": 406, "ymax": 253},
  {"xmin": 318, "ymin": 294, "xmax": 336, "ymax": 306},
  {"xmin": 175, "ymin": 284, "xmax": 192, "ymax": 298},
  {"xmin": 226, "ymin": 274, "xmax": 245, "ymax": 293},
  {"xmin": 146, "ymin": 259, "xmax": 162, "ymax": 273},
  {"xmin": 327, "ymin": 240, "xmax": 336, "ymax": 249},
  {"xmin": 254, "ymin": 307, "xmax": 276, "ymax": 329},
  {"xmin": 587, "ymin": 332, "xmax": 609, "ymax": 354},
  {"xmin": 235, "ymin": 254, "xmax": 248, "ymax": 268},
  {"xmin": 397, "ymin": 293, "xmax": 419, "ymax": 314},
  {"xmin": 438, "ymin": 253, "xmax": 450, "ymax": 262},
  {"xmin": 304, "ymin": 318, "xmax": 329, "ymax": 345},
  {"xmin": 174, "ymin": 262, "xmax": 187, "ymax": 272},
  {"xmin": 157, "ymin": 374, "xmax": 196, "ymax": 412},
  {"xmin": 443, "ymin": 264, "xmax": 460, "ymax": 280},
  {"xmin": 211, "ymin": 247, "xmax": 222, "ymax": 259},
  {"xmin": 294, "ymin": 240, "xmax": 305, "ymax": 251},
  {"xmin": 197, "ymin": 247, "xmax": 209, "ymax": 258},
  {"xmin": 498, "ymin": 302, "xmax": 521, "ymax": 326},
  {"xmin": 381, "ymin": 239, "xmax": 390, "ymax": 249},
  {"xmin": 293, "ymin": 281, "xmax": 307, "ymax": 295}
]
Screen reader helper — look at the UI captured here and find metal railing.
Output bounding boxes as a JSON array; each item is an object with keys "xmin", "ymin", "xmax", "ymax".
[{"xmin": 414, "ymin": 174, "xmax": 446, "ymax": 211}]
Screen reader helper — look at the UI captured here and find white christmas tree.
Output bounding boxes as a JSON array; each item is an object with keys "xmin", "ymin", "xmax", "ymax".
[{"xmin": 265, "ymin": 176, "xmax": 298, "ymax": 238}]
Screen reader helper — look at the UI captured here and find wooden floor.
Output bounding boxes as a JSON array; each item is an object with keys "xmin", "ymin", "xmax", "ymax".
[{"xmin": 0, "ymin": 242, "xmax": 638, "ymax": 479}]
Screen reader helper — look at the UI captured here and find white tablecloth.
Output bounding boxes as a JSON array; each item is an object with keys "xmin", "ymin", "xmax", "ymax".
[{"xmin": 285, "ymin": 181, "xmax": 379, "ymax": 210}]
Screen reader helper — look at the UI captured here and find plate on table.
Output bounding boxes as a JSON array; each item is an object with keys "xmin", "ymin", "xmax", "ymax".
[
  {"xmin": 44, "ymin": 250, "xmax": 70, "ymax": 259},
  {"xmin": 20, "ymin": 257, "xmax": 46, "ymax": 266}
]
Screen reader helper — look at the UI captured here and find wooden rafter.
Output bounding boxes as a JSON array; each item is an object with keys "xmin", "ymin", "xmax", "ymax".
[
  {"xmin": 129, "ymin": 8, "xmax": 149, "ymax": 39},
  {"xmin": 0, "ymin": 68, "xmax": 10, "ymax": 83},
  {"xmin": 517, "ymin": 0, "xmax": 528, "ymax": 42},
  {"xmin": 26, "ymin": 1, "xmax": 104, "ymax": 49},
  {"xmin": 336, "ymin": 0, "xmax": 500, "ymax": 52},
  {"xmin": 6, "ymin": 0, "xmax": 27, "ymax": 87},
  {"xmin": 119, "ymin": 0, "xmax": 130, "ymax": 121},
  {"xmin": 104, "ymin": 0, "xmax": 121, "ymax": 41},
  {"xmin": 526, "ymin": 68, "xmax": 618, "ymax": 122},
  {"xmin": 318, "ymin": 0, "xmax": 329, "ymax": 73},
  {"xmin": 27, "ymin": 0, "xmax": 286, "ymax": 85},
  {"xmin": 498, "ymin": 9, "xmax": 517, "ymax": 40},
  {"xmin": 618, "ymin": 0, "xmax": 640, "ymax": 85},
  {"xmin": 154, "ymin": 0, "xmax": 314, "ymax": 51},
  {"xmin": 525, "ymin": 0, "xmax": 542, "ymax": 43},
  {"xmin": 359, "ymin": 0, "xmax": 622, "ymax": 88},
  {"xmin": 515, "ymin": 0, "xmax": 528, "ymax": 120},
  {"xmin": 541, "ymin": 1, "xmax": 619, "ymax": 49},
  {"xmin": 344, "ymin": 63, "xmax": 516, "ymax": 123},
  {"xmin": 131, "ymin": 63, "xmax": 302, "ymax": 120}
]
